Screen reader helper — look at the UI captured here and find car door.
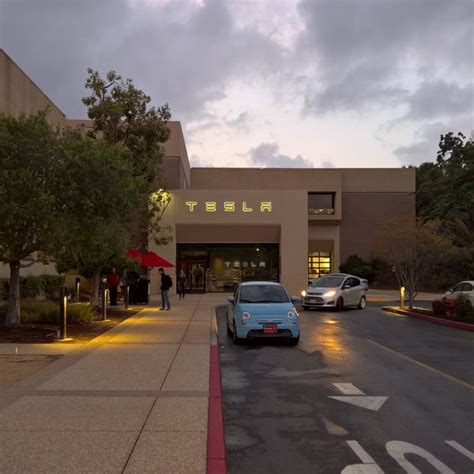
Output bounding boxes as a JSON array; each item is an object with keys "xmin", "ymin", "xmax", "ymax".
[
  {"xmin": 350, "ymin": 277, "xmax": 363, "ymax": 304},
  {"xmin": 341, "ymin": 278, "xmax": 354, "ymax": 305},
  {"xmin": 451, "ymin": 282, "xmax": 465, "ymax": 300}
]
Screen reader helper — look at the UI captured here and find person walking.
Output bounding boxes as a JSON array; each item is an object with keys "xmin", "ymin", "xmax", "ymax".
[
  {"xmin": 106, "ymin": 267, "xmax": 120, "ymax": 306},
  {"xmin": 177, "ymin": 270, "xmax": 187, "ymax": 299},
  {"xmin": 159, "ymin": 267, "xmax": 172, "ymax": 310}
]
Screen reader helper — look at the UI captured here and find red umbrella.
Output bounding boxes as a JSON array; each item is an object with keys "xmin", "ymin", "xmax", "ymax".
[{"xmin": 140, "ymin": 251, "xmax": 175, "ymax": 268}]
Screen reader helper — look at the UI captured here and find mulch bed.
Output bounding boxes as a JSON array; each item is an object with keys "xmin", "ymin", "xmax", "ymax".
[
  {"xmin": 0, "ymin": 307, "xmax": 141, "ymax": 344},
  {"xmin": 383, "ymin": 306, "xmax": 474, "ymax": 332}
]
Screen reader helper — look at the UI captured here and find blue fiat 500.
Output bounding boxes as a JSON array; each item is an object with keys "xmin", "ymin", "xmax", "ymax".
[{"xmin": 226, "ymin": 282, "xmax": 300, "ymax": 345}]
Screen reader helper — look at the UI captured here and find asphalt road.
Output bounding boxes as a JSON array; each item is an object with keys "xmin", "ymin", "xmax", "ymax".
[{"xmin": 216, "ymin": 302, "xmax": 474, "ymax": 474}]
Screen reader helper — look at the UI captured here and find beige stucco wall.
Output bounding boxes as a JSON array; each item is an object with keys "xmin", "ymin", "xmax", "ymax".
[
  {"xmin": 0, "ymin": 50, "xmax": 66, "ymax": 127},
  {"xmin": 149, "ymin": 189, "xmax": 309, "ymax": 296}
]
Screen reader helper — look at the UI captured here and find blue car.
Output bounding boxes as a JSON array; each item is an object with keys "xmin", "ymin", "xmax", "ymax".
[{"xmin": 226, "ymin": 281, "xmax": 300, "ymax": 345}]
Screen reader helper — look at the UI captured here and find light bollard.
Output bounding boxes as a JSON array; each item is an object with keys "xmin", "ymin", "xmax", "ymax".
[
  {"xmin": 56, "ymin": 286, "xmax": 73, "ymax": 342},
  {"xmin": 400, "ymin": 286, "xmax": 405, "ymax": 309},
  {"xmin": 75, "ymin": 277, "xmax": 80, "ymax": 303},
  {"xmin": 101, "ymin": 287, "xmax": 109, "ymax": 321},
  {"xmin": 124, "ymin": 285, "xmax": 129, "ymax": 310}
]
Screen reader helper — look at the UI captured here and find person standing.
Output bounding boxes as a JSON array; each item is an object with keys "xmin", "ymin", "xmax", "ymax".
[
  {"xmin": 159, "ymin": 267, "xmax": 172, "ymax": 310},
  {"xmin": 177, "ymin": 270, "xmax": 187, "ymax": 299},
  {"xmin": 106, "ymin": 267, "xmax": 120, "ymax": 306}
]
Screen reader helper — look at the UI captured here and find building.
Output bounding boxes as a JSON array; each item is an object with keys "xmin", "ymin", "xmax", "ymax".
[{"xmin": 0, "ymin": 49, "xmax": 416, "ymax": 296}]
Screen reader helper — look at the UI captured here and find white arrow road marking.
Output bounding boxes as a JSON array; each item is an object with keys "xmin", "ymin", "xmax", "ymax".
[
  {"xmin": 334, "ymin": 383, "xmax": 365, "ymax": 395},
  {"xmin": 343, "ymin": 440, "xmax": 384, "ymax": 473},
  {"xmin": 445, "ymin": 440, "xmax": 474, "ymax": 461},
  {"xmin": 329, "ymin": 396, "xmax": 388, "ymax": 412}
]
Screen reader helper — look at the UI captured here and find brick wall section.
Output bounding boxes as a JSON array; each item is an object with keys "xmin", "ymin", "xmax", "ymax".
[{"xmin": 340, "ymin": 192, "xmax": 415, "ymax": 262}]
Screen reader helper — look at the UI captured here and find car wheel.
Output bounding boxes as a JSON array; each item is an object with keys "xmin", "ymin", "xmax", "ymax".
[
  {"xmin": 302, "ymin": 305, "xmax": 309, "ymax": 311},
  {"xmin": 232, "ymin": 321, "xmax": 241, "ymax": 344},
  {"xmin": 336, "ymin": 297, "xmax": 344, "ymax": 311},
  {"xmin": 288, "ymin": 335, "xmax": 300, "ymax": 346},
  {"xmin": 358, "ymin": 296, "xmax": 366, "ymax": 309}
]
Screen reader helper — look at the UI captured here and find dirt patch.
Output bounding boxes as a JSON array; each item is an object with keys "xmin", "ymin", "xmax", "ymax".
[{"xmin": 0, "ymin": 307, "xmax": 141, "ymax": 344}]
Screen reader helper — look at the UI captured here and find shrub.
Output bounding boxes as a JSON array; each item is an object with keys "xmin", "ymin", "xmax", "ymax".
[
  {"xmin": 455, "ymin": 295, "xmax": 474, "ymax": 321},
  {"xmin": 432, "ymin": 300, "xmax": 446, "ymax": 316},
  {"xmin": 67, "ymin": 303, "xmax": 95, "ymax": 323},
  {"xmin": 18, "ymin": 299, "xmax": 94, "ymax": 324},
  {"xmin": 339, "ymin": 255, "xmax": 390, "ymax": 284},
  {"xmin": 20, "ymin": 299, "xmax": 58, "ymax": 324}
]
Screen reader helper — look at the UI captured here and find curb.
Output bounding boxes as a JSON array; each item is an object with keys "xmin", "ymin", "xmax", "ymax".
[
  {"xmin": 383, "ymin": 306, "xmax": 474, "ymax": 332},
  {"xmin": 207, "ymin": 311, "xmax": 227, "ymax": 474}
]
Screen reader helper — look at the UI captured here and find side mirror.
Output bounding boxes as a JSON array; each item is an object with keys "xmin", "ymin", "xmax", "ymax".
[
  {"xmin": 343, "ymin": 284, "xmax": 351, "ymax": 290},
  {"xmin": 226, "ymin": 296, "xmax": 235, "ymax": 304},
  {"xmin": 448, "ymin": 288, "xmax": 453, "ymax": 293},
  {"xmin": 290, "ymin": 296, "xmax": 300, "ymax": 303}
]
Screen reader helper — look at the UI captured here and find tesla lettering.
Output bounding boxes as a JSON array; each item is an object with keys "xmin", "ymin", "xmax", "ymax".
[{"xmin": 184, "ymin": 201, "xmax": 272, "ymax": 213}]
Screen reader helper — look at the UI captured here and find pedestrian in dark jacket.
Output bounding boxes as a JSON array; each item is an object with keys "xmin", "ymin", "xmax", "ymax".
[
  {"xmin": 159, "ymin": 267, "xmax": 172, "ymax": 310},
  {"xmin": 178, "ymin": 270, "xmax": 187, "ymax": 299}
]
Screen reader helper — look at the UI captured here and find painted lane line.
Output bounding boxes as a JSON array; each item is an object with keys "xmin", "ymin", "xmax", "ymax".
[
  {"xmin": 334, "ymin": 383, "xmax": 365, "ymax": 395},
  {"xmin": 366, "ymin": 339, "xmax": 474, "ymax": 391},
  {"xmin": 445, "ymin": 440, "xmax": 474, "ymax": 461},
  {"xmin": 329, "ymin": 396, "xmax": 388, "ymax": 412}
]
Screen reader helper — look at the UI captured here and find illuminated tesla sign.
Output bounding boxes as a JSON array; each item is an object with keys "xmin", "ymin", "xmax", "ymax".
[{"xmin": 185, "ymin": 201, "xmax": 272, "ymax": 213}]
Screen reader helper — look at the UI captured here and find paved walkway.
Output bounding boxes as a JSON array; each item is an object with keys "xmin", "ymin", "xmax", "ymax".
[{"xmin": 0, "ymin": 294, "xmax": 222, "ymax": 473}]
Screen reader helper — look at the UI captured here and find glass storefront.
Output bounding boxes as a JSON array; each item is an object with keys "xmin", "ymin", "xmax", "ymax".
[
  {"xmin": 308, "ymin": 251, "xmax": 331, "ymax": 280},
  {"xmin": 177, "ymin": 244, "xmax": 279, "ymax": 292}
]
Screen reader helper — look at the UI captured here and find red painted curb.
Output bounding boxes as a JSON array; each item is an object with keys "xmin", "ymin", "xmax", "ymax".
[
  {"xmin": 383, "ymin": 306, "xmax": 474, "ymax": 332},
  {"xmin": 207, "ymin": 345, "xmax": 227, "ymax": 474}
]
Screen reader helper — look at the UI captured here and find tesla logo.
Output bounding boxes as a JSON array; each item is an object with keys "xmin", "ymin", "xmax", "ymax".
[{"xmin": 185, "ymin": 201, "xmax": 272, "ymax": 213}]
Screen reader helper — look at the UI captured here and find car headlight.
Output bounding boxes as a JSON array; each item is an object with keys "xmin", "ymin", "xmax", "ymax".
[
  {"xmin": 242, "ymin": 311, "xmax": 251, "ymax": 320},
  {"xmin": 301, "ymin": 290, "xmax": 307, "ymax": 297},
  {"xmin": 287, "ymin": 310, "xmax": 297, "ymax": 319},
  {"xmin": 323, "ymin": 290, "xmax": 336, "ymax": 297}
]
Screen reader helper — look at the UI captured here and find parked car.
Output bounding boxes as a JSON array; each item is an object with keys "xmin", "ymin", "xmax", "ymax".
[
  {"xmin": 226, "ymin": 281, "xmax": 300, "ymax": 345},
  {"xmin": 301, "ymin": 273, "xmax": 367, "ymax": 311},
  {"xmin": 443, "ymin": 281, "xmax": 474, "ymax": 305}
]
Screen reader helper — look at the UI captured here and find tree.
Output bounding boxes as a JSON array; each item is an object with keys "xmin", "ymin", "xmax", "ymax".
[
  {"xmin": 0, "ymin": 113, "xmax": 62, "ymax": 327},
  {"xmin": 82, "ymin": 69, "xmax": 172, "ymax": 250},
  {"xmin": 53, "ymin": 131, "xmax": 141, "ymax": 306},
  {"xmin": 373, "ymin": 218, "xmax": 451, "ymax": 308},
  {"xmin": 417, "ymin": 132, "xmax": 474, "ymax": 228},
  {"xmin": 416, "ymin": 132, "xmax": 474, "ymax": 288}
]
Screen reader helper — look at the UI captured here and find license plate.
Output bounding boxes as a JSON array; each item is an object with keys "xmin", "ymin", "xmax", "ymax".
[
  {"xmin": 263, "ymin": 324, "xmax": 278, "ymax": 334},
  {"xmin": 309, "ymin": 299, "xmax": 317, "ymax": 304}
]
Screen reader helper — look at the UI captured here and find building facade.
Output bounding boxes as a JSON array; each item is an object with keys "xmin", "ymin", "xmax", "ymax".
[{"xmin": 0, "ymin": 49, "xmax": 416, "ymax": 296}]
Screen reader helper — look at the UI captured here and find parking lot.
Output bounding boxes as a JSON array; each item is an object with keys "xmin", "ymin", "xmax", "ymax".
[{"xmin": 216, "ymin": 302, "xmax": 474, "ymax": 473}]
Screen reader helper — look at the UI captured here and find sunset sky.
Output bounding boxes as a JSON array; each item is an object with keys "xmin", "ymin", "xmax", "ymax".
[{"xmin": 1, "ymin": 0, "xmax": 472, "ymax": 168}]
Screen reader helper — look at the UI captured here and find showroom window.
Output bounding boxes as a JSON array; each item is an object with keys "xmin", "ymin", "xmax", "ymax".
[
  {"xmin": 308, "ymin": 193, "xmax": 335, "ymax": 215},
  {"xmin": 308, "ymin": 252, "xmax": 331, "ymax": 280}
]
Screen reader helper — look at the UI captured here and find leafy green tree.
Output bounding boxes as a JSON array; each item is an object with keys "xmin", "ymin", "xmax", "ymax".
[
  {"xmin": 0, "ymin": 113, "xmax": 61, "ymax": 327},
  {"xmin": 417, "ymin": 132, "xmax": 474, "ymax": 227},
  {"xmin": 54, "ymin": 131, "xmax": 140, "ymax": 305},
  {"xmin": 82, "ymin": 69, "xmax": 172, "ymax": 251},
  {"xmin": 417, "ymin": 132, "xmax": 474, "ymax": 288}
]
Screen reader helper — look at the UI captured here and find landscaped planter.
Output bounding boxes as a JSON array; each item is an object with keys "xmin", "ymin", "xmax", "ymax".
[{"xmin": 382, "ymin": 306, "xmax": 474, "ymax": 332}]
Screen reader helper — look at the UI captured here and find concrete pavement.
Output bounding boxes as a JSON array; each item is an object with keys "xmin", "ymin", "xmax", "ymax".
[{"xmin": 0, "ymin": 294, "xmax": 224, "ymax": 473}]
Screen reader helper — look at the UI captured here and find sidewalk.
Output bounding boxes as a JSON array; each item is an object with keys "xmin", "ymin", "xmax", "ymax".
[
  {"xmin": 367, "ymin": 288, "xmax": 440, "ymax": 303},
  {"xmin": 0, "ymin": 294, "xmax": 222, "ymax": 473}
]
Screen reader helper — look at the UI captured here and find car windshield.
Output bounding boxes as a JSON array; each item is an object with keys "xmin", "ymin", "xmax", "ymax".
[
  {"xmin": 312, "ymin": 276, "xmax": 345, "ymax": 288},
  {"xmin": 239, "ymin": 285, "xmax": 290, "ymax": 304}
]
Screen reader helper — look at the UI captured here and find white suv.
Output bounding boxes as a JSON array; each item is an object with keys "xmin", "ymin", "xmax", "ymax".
[{"xmin": 301, "ymin": 273, "xmax": 368, "ymax": 311}]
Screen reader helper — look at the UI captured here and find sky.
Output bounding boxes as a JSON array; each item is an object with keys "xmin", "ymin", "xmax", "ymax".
[{"xmin": 1, "ymin": 0, "xmax": 473, "ymax": 168}]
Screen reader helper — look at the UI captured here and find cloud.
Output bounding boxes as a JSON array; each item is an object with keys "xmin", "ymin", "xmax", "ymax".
[
  {"xmin": 404, "ymin": 81, "xmax": 474, "ymax": 120},
  {"xmin": 297, "ymin": 0, "xmax": 473, "ymax": 116},
  {"xmin": 394, "ymin": 118, "xmax": 473, "ymax": 166},
  {"xmin": 248, "ymin": 143, "xmax": 313, "ymax": 168},
  {"xmin": 0, "ymin": 0, "xmax": 282, "ymax": 121}
]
